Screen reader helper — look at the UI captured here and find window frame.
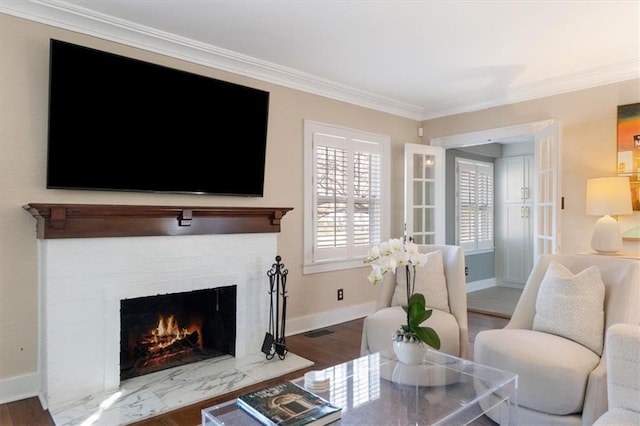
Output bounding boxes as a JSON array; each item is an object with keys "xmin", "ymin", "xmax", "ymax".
[
  {"xmin": 455, "ymin": 156, "xmax": 494, "ymax": 254},
  {"xmin": 303, "ymin": 120, "xmax": 390, "ymax": 274}
]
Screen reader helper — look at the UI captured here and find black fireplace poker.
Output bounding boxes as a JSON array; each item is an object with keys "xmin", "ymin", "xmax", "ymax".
[{"xmin": 262, "ymin": 255, "xmax": 288, "ymax": 360}]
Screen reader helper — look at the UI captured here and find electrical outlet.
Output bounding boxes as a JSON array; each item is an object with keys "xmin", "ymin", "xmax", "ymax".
[
  {"xmin": 337, "ymin": 288, "xmax": 344, "ymax": 301},
  {"xmin": 465, "ymin": 266, "xmax": 469, "ymax": 276}
]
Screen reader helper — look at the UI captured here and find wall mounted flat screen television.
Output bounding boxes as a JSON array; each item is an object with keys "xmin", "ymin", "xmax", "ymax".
[{"xmin": 47, "ymin": 39, "xmax": 269, "ymax": 197}]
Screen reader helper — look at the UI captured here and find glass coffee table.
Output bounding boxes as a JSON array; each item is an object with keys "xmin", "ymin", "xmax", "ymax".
[{"xmin": 202, "ymin": 349, "xmax": 518, "ymax": 425}]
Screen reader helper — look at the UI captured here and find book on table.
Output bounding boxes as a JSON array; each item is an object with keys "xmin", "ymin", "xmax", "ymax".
[{"xmin": 236, "ymin": 381, "xmax": 341, "ymax": 426}]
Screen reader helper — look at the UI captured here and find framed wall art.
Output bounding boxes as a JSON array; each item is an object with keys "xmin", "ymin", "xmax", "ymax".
[{"xmin": 617, "ymin": 102, "xmax": 640, "ymax": 211}]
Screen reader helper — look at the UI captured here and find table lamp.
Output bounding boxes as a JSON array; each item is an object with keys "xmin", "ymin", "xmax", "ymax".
[{"xmin": 586, "ymin": 176, "xmax": 633, "ymax": 253}]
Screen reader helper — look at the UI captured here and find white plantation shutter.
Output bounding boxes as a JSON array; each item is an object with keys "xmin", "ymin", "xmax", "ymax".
[
  {"xmin": 353, "ymin": 149, "xmax": 381, "ymax": 246},
  {"xmin": 457, "ymin": 161, "xmax": 475, "ymax": 246},
  {"xmin": 476, "ymin": 162, "xmax": 494, "ymax": 250},
  {"xmin": 304, "ymin": 121, "xmax": 389, "ymax": 272},
  {"xmin": 456, "ymin": 158, "xmax": 494, "ymax": 252},
  {"xmin": 315, "ymin": 142, "xmax": 349, "ymax": 251}
]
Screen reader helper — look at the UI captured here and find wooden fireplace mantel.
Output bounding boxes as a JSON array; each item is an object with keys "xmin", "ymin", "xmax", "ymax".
[{"xmin": 23, "ymin": 203, "xmax": 293, "ymax": 239}]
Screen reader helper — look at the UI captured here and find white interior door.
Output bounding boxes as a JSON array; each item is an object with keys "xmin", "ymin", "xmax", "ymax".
[
  {"xmin": 404, "ymin": 143, "xmax": 445, "ymax": 244},
  {"xmin": 533, "ymin": 122, "xmax": 561, "ymax": 257}
]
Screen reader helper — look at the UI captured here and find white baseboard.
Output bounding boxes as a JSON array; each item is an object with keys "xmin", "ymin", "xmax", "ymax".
[
  {"xmin": 286, "ymin": 301, "xmax": 376, "ymax": 337},
  {"xmin": 466, "ymin": 278, "xmax": 496, "ymax": 293},
  {"xmin": 0, "ymin": 372, "xmax": 40, "ymax": 404}
]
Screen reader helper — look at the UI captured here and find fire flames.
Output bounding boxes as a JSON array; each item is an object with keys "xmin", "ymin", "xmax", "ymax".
[{"xmin": 141, "ymin": 314, "xmax": 202, "ymax": 356}]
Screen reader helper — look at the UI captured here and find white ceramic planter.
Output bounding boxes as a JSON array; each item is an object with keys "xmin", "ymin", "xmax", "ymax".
[{"xmin": 393, "ymin": 340, "xmax": 425, "ymax": 365}]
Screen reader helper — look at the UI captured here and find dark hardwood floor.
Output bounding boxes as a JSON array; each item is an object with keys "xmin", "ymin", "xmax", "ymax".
[{"xmin": 0, "ymin": 312, "xmax": 508, "ymax": 426}]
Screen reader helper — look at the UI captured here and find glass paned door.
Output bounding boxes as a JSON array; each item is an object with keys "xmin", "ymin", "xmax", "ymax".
[
  {"xmin": 404, "ymin": 144, "xmax": 444, "ymax": 244},
  {"xmin": 533, "ymin": 122, "xmax": 560, "ymax": 257}
]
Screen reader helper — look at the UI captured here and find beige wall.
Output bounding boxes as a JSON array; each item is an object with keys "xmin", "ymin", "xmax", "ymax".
[
  {"xmin": 2, "ymin": 13, "xmax": 639, "ymax": 386},
  {"xmin": 421, "ymin": 82, "xmax": 640, "ymax": 255},
  {"xmin": 0, "ymin": 14, "xmax": 419, "ymax": 381}
]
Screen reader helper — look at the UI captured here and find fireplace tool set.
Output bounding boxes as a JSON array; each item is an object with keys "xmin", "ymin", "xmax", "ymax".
[{"xmin": 262, "ymin": 255, "xmax": 288, "ymax": 360}]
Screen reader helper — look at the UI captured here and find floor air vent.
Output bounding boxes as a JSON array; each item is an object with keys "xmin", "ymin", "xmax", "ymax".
[{"xmin": 304, "ymin": 329, "xmax": 334, "ymax": 338}]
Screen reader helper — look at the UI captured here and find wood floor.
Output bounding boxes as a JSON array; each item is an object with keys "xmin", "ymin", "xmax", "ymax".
[
  {"xmin": 0, "ymin": 312, "xmax": 508, "ymax": 426},
  {"xmin": 467, "ymin": 287, "xmax": 523, "ymax": 319}
]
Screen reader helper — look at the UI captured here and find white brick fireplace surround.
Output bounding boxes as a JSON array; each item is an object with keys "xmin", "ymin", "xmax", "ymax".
[
  {"xmin": 40, "ymin": 232, "xmax": 276, "ymax": 407},
  {"xmin": 22, "ymin": 203, "xmax": 296, "ymax": 418}
]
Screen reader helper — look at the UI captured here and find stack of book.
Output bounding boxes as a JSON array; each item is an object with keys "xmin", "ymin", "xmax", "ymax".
[{"xmin": 236, "ymin": 381, "xmax": 341, "ymax": 426}]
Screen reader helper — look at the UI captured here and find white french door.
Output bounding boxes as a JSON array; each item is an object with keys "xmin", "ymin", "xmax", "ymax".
[
  {"xmin": 403, "ymin": 143, "xmax": 445, "ymax": 244},
  {"xmin": 533, "ymin": 122, "xmax": 561, "ymax": 257},
  {"xmin": 429, "ymin": 119, "xmax": 561, "ymax": 259}
]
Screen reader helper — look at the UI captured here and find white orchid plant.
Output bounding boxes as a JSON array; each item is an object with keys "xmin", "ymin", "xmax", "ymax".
[{"xmin": 364, "ymin": 238, "xmax": 441, "ymax": 350}]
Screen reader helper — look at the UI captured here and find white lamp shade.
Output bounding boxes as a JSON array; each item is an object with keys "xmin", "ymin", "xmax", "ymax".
[
  {"xmin": 586, "ymin": 177, "xmax": 633, "ymax": 216},
  {"xmin": 586, "ymin": 176, "xmax": 633, "ymax": 254}
]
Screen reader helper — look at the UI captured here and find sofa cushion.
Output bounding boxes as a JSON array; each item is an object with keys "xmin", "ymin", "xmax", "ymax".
[
  {"xmin": 532, "ymin": 261, "xmax": 605, "ymax": 355},
  {"xmin": 474, "ymin": 328, "xmax": 601, "ymax": 415},
  {"xmin": 364, "ymin": 306, "xmax": 460, "ymax": 356},
  {"xmin": 594, "ymin": 408, "xmax": 640, "ymax": 425},
  {"xmin": 391, "ymin": 250, "xmax": 450, "ymax": 312}
]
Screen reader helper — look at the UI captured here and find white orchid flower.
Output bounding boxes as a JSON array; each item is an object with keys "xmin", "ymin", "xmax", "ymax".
[
  {"xmin": 405, "ymin": 241, "xmax": 419, "ymax": 256},
  {"xmin": 388, "ymin": 238, "xmax": 404, "ymax": 254},
  {"xmin": 367, "ymin": 264, "xmax": 384, "ymax": 285},
  {"xmin": 378, "ymin": 255, "xmax": 397, "ymax": 274},
  {"xmin": 394, "ymin": 250, "xmax": 410, "ymax": 266},
  {"xmin": 410, "ymin": 251, "xmax": 429, "ymax": 266}
]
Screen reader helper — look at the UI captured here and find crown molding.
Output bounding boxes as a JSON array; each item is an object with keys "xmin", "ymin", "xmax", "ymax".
[
  {"xmin": 422, "ymin": 60, "xmax": 639, "ymax": 120},
  {"xmin": 0, "ymin": 0, "xmax": 425, "ymax": 120},
  {"xmin": 2, "ymin": 1, "xmax": 637, "ymax": 122}
]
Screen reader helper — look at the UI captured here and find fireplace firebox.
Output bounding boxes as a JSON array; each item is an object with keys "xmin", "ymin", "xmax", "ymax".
[{"xmin": 120, "ymin": 286, "xmax": 236, "ymax": 381}]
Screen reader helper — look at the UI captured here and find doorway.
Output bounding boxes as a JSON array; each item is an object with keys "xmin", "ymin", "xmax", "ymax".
[{"xmin": 428, "ymin": 120, "xmax": 561, "ymax": 316}]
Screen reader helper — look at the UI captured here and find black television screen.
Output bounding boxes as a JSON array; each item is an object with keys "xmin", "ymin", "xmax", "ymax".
[{"xmin": 47, "ymin": 39, "xmax": 269, "ymax": 197}]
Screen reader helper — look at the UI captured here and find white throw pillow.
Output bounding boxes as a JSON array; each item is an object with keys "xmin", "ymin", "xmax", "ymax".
[
  {"xmin": 391, "ymin": 250, "xmax": 450, "ymax": 312},
  {"xmin": 532, "ymin": 261, "xmax": 605, "ymax": 355}
]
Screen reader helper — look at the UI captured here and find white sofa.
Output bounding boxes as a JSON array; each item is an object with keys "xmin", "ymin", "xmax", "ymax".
[
  {"xmin": 474, "ymin": 254, "xmax": 640, "ymax": 425},
  {"xmin": 593, "ymin": 323, "xmax": 640, "ymax": 425},
  {"xmin": 360, "ymin": 244, "xmax": 469, "ymax": 359}
]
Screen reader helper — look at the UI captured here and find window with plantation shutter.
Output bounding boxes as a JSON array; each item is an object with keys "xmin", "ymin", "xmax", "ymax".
[
  {"xmin": 455, "ymin": 157, "xmax": 494, "ymax": 253},
  {"xmin": 304, "ymin": 121, "xmax": 390, "ymax": 274}
]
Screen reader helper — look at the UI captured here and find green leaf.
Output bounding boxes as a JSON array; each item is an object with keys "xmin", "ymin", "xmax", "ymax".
[
  {"xmin": 409, "ymin": 309, "xmax": 433, "ymax": 326},
  {"xmin": 407, "ymin": 302, "xmax": 422, "ymax": 318},
  {"xmin": 414, "ymin": 326, "xmax": 441, "ymax": 350},
  {"xmin": 408, "ymin": 293, "xmax": 426, "ymax": 307}
]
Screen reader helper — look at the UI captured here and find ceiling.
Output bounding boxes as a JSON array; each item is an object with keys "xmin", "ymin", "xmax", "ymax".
[{"xmin": 2, "ymin": 1, "xmax": 639, "ymax": 120}]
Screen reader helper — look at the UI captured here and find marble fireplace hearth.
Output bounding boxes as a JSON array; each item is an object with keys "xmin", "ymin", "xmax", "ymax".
[
  {"xmin": 50, "ymin": 351, "xmax": 313, "ymax": 425},
  {"xmin": 23, "ymin": 204, "xmax": 304, "ymax": 425}
]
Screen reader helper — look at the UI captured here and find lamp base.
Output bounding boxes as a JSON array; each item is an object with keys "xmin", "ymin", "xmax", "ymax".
[{"xmin": 591, "ymin": 214, "xmax": 623, "ymax": 254}]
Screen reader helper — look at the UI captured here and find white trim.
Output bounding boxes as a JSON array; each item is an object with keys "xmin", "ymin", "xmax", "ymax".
[
  {"xmin": 455, "ymin": 157, "xmax": 495, "ymax": 252},
  {"xmin": 303, "ymin": 259, "xmax": 368, "ymax": 275},
  {"xmin": 285, "ymin": 301, "xmax": 376, "ymax": 337},
  {"xmin": 464, "ymin": 248, "xmax": 495, "ymax": 256},
  {"xmin": 431, "ymin": 120, "xmax": 555, "ymax": 148},
  {"xmin": 421, "ymin": 61, "xmax": 638, "ymax": 120},
  {"xmin": 1, "ymin": 3, "xmax": 636, "ymax": 121},
  {"xmin": 0, "ymin": 372, "xmax": 40, "ymax": 404},
  {"xmin": 0, "ymin": 1, "xmax": 423, "ymax": 120},
  {"xmin": 403, "ymin": 143, "xmax": 445, "ymax": 245},
  {"xmin": 303, "ymin": 120, "xmax": 390, "ymax": 274},
  {"xmin": 465, "ymin": 278, "xmax": 497, "ymax": 293}
]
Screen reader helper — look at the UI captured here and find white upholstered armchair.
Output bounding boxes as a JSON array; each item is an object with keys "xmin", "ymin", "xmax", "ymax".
[
  {"xmin": 360, "ymin": 244, "xmax": 469, "ymax": 359},
  {"xmin": 474, "ymin": 254, "xmax": 640, "ymax": 425},
  {"xmin": 593, "ymin": 322, "xmax": 640, "ymax": 425}
]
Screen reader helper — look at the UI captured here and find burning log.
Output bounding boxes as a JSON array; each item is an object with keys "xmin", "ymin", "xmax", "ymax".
[{"xmin": 138, "ymin": 329, "xmax": 200, "ymax": 358}]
